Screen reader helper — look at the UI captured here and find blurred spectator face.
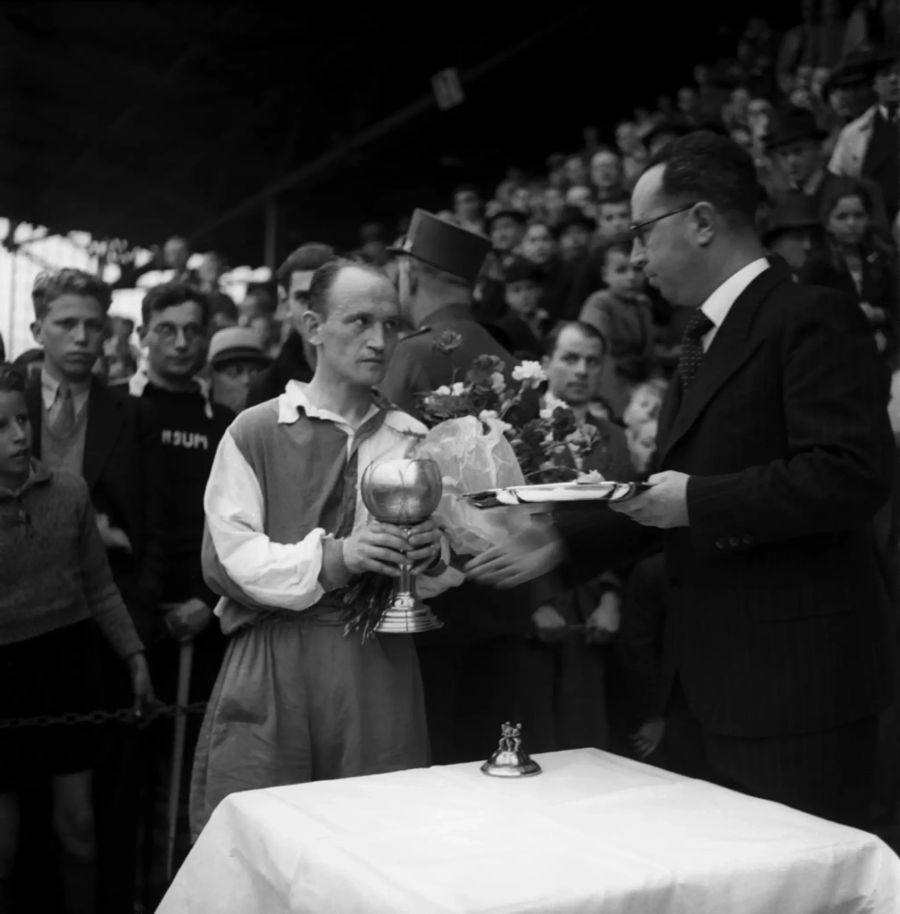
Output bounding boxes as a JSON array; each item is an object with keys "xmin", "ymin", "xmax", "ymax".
[
  {"xmin": 559, "ymin": 224, "xmax": 591, "ymax": 261},
  {"xmin": 795, "ymin": 66, "xmax": 813, "ymax": 91},
  {"xmin": 198, "ymin": 252, "xmax": 226, "ymax": 287},
  {"xmin": 543, "ymin": 325, "xmax": 603, "ymax": 406},
  {"xmin": 566, "ymin": 185, "xmax": 594, "ymax": 211},
  {"xmin": 590, "ymin": 151, "xmax": 622, "ymax": 192},
  {"xmin": 827, "ymin": 86, "xmax": 854, "ymax": 120},
  {"xmin": 811, "ymin": 67, "xmax": 830, "ymax": 98},
  {"xmin": 163, "ymin": 236, "xmax": 190, "ymax": 272},
  {"xmin": 596, "ymin": 201, "xmax": 631, "ymax": 240},
  {"xmin": 602, "ymin": 248, "xmax": 641, "ymax": 297},
  {"xmin": 874, "ymin": 60, "xmax": 900, "ymax": 108},
  {"xmin": 776, "ymin": 139, "xmax": 821, "ymax": 185},
  {"xmin": 510, "ymin": 185, "xmax": 532, "ymax": 213},
  {"xmin": 495, "ymin": 180, "xmax": 518, "ymax": 208},
  {"xmin": 747, "ymin": 98, "xmax": 772, "ymax": 139},
  {"xmin": 777, "ymin": 72, "xmax": 797, "ymax": 98},
  {"xmin": 490, "ymin": 216, "xmax": 525, "ymax": 252},
  {"xmin": 210, "ymin": 359, "xmax": 264, "ymax": 414},
  {"xmin": 142, "ymin": 300, "xmax": 207, "ymax": 385},
  {"xmin": 789, "ymin": 87, "xmax": 813, "ymax": 109},
  {"xmin": 730, "ymin": 127, "xmax": 754, "ymax": 153},
  {"xmin": 623, "ymin": 383, "xmax": 663, "ymax": 428},
  {"xmin": 31, "ymin": 293, "xmax": 108, "ymax": 384},
  {"xmin": 564, "ymin": 156, "xmax": 589, "ymax": 187},
  {"xmin": 769, "ymin": 228, "xmax": 814, "ymax": 273},
  {"xmin": 730, "ymin": 88, "xmax": 750, "ymax": 118},
  {"xmin": 521, "ymin": 224, "xmax": 556, "ymax": 265},
  {"xmin": 505, "ymin": 279, "xmax": 542, "ymax": 318},
  {"xmin": 615, "ymin": 122, "xmax": 642, "ymax": 157},
  {"xmin": 544, "ymin": 187, "xmax": 566, "ymax": 219},
  {"xmin": 826, "ymin": 194, "xmax": 869, "ymax": 247},
  {"xmin": 677, "ymin": 87, "xmax": 697, "ymax": 115},
  {"xmin": 693, "ymin": 65, "xmax": 710, "ymax": 86},
  {"xmin": 454, "ymin": 188, "xmax": 483, "ymax": 223}
]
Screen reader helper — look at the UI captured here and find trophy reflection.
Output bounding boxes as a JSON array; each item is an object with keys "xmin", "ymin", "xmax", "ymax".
[{"xmin": 360, "ymin": 458, "xmax": 444, "ymax": 633}]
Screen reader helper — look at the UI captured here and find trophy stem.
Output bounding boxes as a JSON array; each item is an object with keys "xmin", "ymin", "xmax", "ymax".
[{"xmin": 374, "ymin": 526, "xmax": 443, "ymax": 634}]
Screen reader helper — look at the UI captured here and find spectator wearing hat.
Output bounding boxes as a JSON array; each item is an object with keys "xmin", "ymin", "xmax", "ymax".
[
  {"xmin": 245, "ymin": 243, "xmax": 334, "ymax": 408},
  {"xmin": 494, "ymin": 258, "xmax": 549, "ymax": 360},
  {"xmin": 767, "ymin": 105, "xmax": 891, "ymax": 232},
  {"xmin": 487, "ymin": 208, "xmax": 527, "ymax": 260},
  {"xmin": 830, "ymin": 46, "xmax": 900, "ymax": 217},
  {"xmin": 452, "ymin": 184, "xmax": 486, "ymax": 236},
  {"xmin": 761, "ymin": 193, "xmax": 823, "ymax": 276},
  {"xmin": 208, "ymin": 326, "xmax": 273, "ymax": 415}
]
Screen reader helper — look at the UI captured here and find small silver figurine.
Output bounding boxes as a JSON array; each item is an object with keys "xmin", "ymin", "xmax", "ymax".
[{"xmin": 481, "ymin": 721, "xmax": 542, "ymax": 777}]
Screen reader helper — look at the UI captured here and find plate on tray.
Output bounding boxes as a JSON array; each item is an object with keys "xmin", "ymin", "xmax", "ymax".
[{"xmin": 464, "ymin": 480, "xmax": 650, "ymax": 508}]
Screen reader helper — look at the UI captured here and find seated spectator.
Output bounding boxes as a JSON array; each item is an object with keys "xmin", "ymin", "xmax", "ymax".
[
  {"xmin": 556, "ymin": 207, "xmax": 595, "ymax": 265},
  {"xmin": 800, "ymin": 176, "xmax": 900, "ymax": 360},
  {"xmin": 495, "ymin": 258, "xmax": 549, "ymax": 360},
  {"xmin": 579, "ymin": 237, "xmax": 657, "ymax": 419},
  {"xmin": 452, "ymin": 184, "xmax": 486, "ymax": 235},
  {"xmin": 594, "ymin": 192, "xmax": 632, "ymax": 244},
  {"xmin": 614, "ymin": 121, "xmax": 649, "ymax": 190},
  {"xmin": 542, "ymin": 185, "xmax": 567, "ymax": 226},
  {"xmin": 207, "ymin": 326, "xmax": 272, "ymax": 415},
  {"xmin": 590, "ymin": 148, "xmax": 625, "ymax": 202},
  {"xmin": 564, "ymin": 154, "xmax": 590, "ymax": 188},
  {"xmin": 487, "ymin": 209, "xmax": 527, "ymax": 263},
  {"xmin": 762, "ymin": 193, "xmax": 822, "ymax": 276}
]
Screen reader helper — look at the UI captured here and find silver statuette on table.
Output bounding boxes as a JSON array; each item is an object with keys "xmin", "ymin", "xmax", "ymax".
[{"xmin": 481, "ymin": 721, "xmax": 542, "ymax": 777}]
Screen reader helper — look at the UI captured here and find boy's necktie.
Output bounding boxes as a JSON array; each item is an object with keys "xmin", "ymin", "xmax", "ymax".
[{"xmin": 49, "ymin": 383, "xmax": 76, "ymax": 437}]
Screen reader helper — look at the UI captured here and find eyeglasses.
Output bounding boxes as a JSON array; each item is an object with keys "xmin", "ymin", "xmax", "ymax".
[
  {"xmin": 150, "ymin": 322, "xmax": 205, "ymax": 343},
  {"xmin": 629, "ymin": 202, "xmax": 698, "ymax": 246}
]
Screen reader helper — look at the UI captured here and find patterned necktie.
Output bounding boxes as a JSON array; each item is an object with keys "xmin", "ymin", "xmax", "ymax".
[
  {"xmin": 678, "ymin": 311, "xmax": 715, "ymax": 393},
  {"xmin": 49, "ymin": 383, "xmax": 76, "ymax": 437}
]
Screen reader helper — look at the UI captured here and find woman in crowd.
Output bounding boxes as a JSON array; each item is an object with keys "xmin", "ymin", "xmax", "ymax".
[{"xmin": 800, "ymin": 177, "xmax": 899, "ymax": 364}]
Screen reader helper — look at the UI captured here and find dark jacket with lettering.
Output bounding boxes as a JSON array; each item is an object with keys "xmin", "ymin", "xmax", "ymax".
[{"xmin": 136, "ymin": 381, "xmax": 233, "ymax": 605}]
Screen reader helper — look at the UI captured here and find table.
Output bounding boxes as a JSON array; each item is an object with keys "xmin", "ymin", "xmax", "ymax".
[{"xmin": 158, "ymin": 748, "xmax": 900, "ymax": 913}]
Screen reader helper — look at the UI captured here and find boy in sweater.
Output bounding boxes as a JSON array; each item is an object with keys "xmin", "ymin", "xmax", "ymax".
[{"xmin": 0, "ymin": 363, "xmax": 152, "ymax": 913}]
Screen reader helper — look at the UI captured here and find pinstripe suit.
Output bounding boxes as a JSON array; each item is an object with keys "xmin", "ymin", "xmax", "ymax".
[{"xmin": 557, "ymin": 260, "xmax": 895, "ymax": 821}]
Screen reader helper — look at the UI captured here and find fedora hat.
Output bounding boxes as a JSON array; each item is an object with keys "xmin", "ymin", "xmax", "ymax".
[
  {"xmin": 762, "ymin": 193, "xmax": 820, "ymax": 244},
  {"xmin": 765, "ymin": 106, "xmax": 827, "ymax": 150}
]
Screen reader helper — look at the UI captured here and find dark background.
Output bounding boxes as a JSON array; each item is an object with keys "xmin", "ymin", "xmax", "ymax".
[{"xmin": 0, "ymin": 1, "xmax": 798, "ymax": 265}]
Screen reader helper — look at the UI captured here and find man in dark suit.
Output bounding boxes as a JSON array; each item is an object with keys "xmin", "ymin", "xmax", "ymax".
[
  {"xmin": 587, "ymin": 131, "xmax": 893, "ymax": 825},
  {"xmin": 25, "ymin": 268, "xmax": 165, "ymax": 914}
]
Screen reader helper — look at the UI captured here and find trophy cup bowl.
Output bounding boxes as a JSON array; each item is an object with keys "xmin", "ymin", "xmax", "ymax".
[{"xmin": 360, "ymin": 458, "xmax": 444, "ymax": 633}]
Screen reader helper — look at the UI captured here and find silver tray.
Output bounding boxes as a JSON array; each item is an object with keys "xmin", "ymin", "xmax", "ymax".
[{"xmin": 464, "ymin": 480, "xmax": 649, "ymax": 508}]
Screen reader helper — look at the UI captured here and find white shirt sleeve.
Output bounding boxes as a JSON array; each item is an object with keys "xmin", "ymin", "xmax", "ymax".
[{"xmin": 204, "ymin": 429, "xmax": 326, "ymax": 610}]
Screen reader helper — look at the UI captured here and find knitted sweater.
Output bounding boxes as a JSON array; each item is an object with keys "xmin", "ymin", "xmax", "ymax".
[{"xmin": 0, "ymin": 461, "xmax": 143, "ymax": 658}]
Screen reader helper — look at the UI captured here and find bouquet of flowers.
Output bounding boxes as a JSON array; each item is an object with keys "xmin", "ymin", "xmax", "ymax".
[{"xmin": 417, "ymin": 354, "xmax": 601, "ymax": 484}]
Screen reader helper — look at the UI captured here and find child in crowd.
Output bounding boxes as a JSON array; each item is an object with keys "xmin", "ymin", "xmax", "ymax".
[
  {"xmin": 495, "ymin": 257, "xmax": 550, "ymax": 360},
  {"xmin": 0, "ymin": 364, "xmax": 153, "ymax": 913},
  {"xmin": 579, "ymin": 237, "xmax": 657, "ymax": 419},
  {"xmin": 622, "ymin": 379, "xmax": 667, "ymax": 475}
]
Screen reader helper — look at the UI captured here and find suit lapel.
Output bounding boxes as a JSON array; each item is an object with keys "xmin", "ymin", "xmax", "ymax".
[
  {"xmin": 657, "ymin": 265, "xmax": 788, "ymax": 466},
  {"xmin": 83, "ymin": 381, "xmax": 125, "ymax": 489}
]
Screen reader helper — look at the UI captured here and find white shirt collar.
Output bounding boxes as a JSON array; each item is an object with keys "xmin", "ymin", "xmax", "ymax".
[
  {"xmin": 278, "ymin": 380, "xmax": 380, "ymax": 434},
  {"xmin": 700, "ymin": 258, "xmax": 770, "ymax": 333},
  {"xmin": 40, "ymin": 367, "xmax": 91, "ymax": 411}
]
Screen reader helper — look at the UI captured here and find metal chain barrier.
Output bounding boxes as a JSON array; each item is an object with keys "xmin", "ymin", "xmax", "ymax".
[{"xmin": 0, "ymin": 700, "xmax": 208, "ymax": 731}]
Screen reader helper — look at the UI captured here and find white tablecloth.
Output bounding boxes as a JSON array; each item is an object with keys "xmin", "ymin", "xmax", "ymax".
[{"xmin": 158, "ymin": 748, "xmax": 900, "ymax": 913}]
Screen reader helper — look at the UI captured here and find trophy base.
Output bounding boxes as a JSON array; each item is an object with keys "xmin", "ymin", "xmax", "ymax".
[
  {"xmin": 374, "ymin": 598, "xmax": 443, "ymax": 634},
  {"xmin": 481, "ymin": 751, "xmax": 542, "ymax": 778}
]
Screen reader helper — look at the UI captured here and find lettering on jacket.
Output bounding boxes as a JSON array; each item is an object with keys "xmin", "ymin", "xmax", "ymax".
[{"xmin": 161, "ymin": 429, "xmax": 210, "ymax": 451}]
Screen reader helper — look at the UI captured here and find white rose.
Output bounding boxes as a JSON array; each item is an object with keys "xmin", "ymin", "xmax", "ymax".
[
  {"xmin": 491, "ymin": 372, "xmax": 506, "ymax": 393},
  {"xmin": 478, "ymin": 409, "xmax": 498, "ymax": 421},
  {"xmin": 435, "ymin": 385, "xmax": 452, "ymax": 396},
  {"xmin": 451, "ymin": 382, "xmax": 466, "ymax": 396},
  {"xmin": 539, "ymin": 408, "xmax": 553, "ymax": 420},
  {"xmin": 512, "ymin": 361, "xmax": 547, "ymax": 384}
]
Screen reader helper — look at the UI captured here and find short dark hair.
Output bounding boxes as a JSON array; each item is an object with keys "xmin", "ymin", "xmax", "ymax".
[
  {"xmin": 275, "ymin": 243, "xmax": 336, "ymax": 292},
  {"xmin": 0, "ymin": 363, "xmax": 25, "ymax": 393},
  {"xmin": 453, "ymin": 183, "xmax": 481, "ymax": 200},
  {"xmin": 597, "ymin": 234, "xmax": 634, "ymax": 268},
  {"xmin": 141, "ymin": 281, "xmax": 211, "ymax": 326},
  {"xmin": 307, "ymin": 259, "xmax": 389, "ymax": 316},
  {"xmin": 32, "ymin": 268, "xmax": 112, "ymax": 320},
  {"xmin": 545, "ymin": 320, "xmax": 607, "ymax": 358},
  {"xmin": 648, "ymin": 130, "xmax": 760, "ymax": 227}
]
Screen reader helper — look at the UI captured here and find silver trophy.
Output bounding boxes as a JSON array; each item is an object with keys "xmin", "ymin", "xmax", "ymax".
[
  {"xmin": 360, "ymin": 458, "xmax": 444, "ymax": 633},
  {"xmin": 481, "ymin": 722, "xmax": 542, "ymax": 777}
]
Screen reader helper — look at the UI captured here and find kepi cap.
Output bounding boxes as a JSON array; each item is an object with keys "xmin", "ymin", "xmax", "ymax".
[{"xmin": 388, "ymin": 208, "xmax": 491, "ymax": 284}]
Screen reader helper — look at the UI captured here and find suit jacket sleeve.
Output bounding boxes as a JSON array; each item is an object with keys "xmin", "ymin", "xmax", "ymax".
[{"xmin": 687, "ymin": 290, "xmax": 894, "ymax": 554}]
